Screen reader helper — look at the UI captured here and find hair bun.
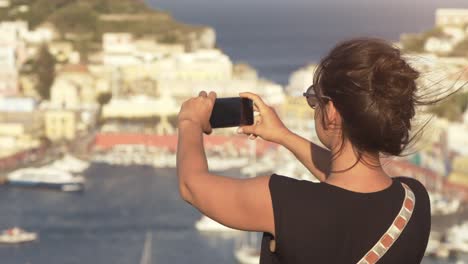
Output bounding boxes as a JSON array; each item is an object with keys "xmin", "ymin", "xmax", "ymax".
[{"xmin": 371, "ymin": 54, "xmax": 419, "ymax": 101}]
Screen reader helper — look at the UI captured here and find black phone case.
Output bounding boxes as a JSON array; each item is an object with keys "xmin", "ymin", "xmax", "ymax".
[{"xmin": 209, "ymin": 98, "xmax": 254, "ymax": 128}]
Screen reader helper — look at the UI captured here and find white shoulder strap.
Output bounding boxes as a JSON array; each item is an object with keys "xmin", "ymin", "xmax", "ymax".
[{"xmin": 357, "ymin": 183, "xmax": 415, "ymax": 264}]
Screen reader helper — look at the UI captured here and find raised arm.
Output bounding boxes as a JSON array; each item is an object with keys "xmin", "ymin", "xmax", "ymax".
[
  {"xmin": 239, "ymin": 92, "xmax": 331, "ymax": 182},
  {"xmin": 177, "ymin": 91, "xmax": 275, "ymax": 235}
]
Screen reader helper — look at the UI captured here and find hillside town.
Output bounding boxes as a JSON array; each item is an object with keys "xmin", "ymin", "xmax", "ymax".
[
  {"xmin": 0, "ymin": 3, "xmax": 466, "ymax": 191},
  {"xmin": 0, "ymin": 0, "xmax": 467, "ymax": 260}
]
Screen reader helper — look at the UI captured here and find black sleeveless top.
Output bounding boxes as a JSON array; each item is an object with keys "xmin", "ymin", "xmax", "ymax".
[{"xmin": 260, "ymin": 174, "xmax": 431, "ymax": 264}]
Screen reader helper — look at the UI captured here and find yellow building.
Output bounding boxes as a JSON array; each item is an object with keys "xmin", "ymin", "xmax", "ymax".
[
  {"xmin": 279, "ymin": 96, "xmax": 316, "ymax": 139},
  {"xmin": 448, "ymin": 156, "xmax": 468, "ymax": 186},
  {"xmin": 45, "ymin": 110, "xmax": 78, "ymax": 141},
  {"xmin": 0, "ymin": 111, "xmax": 44, "ymax": 155}
]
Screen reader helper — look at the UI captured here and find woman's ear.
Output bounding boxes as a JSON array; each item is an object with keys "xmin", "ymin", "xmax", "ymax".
[{"xmin": 326, "ymin": 101, "xmax": 341, "ymax": 129}]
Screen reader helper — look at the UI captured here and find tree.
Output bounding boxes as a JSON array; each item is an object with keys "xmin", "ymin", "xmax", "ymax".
[
  {"xmin": 34, "ymin": 45, "xmax": 56, "ymax": 100},
  {"xmin": 97, "ymin": 92, "xmax": 112, "ymax": 126},
  {"xmin": 429, "ymin": 92, "xmax": 468, "ymax": 121}
]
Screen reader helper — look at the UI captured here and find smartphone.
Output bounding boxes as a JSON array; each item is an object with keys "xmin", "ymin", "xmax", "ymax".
[{"xmin": 209, "ymin": 97, "xmax": 254, "ymax": 129}]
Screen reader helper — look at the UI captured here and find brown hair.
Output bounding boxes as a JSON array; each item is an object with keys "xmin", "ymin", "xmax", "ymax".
[{"xmin": 313, "ymin": 38, "xmax": 448, "ymax": 166}]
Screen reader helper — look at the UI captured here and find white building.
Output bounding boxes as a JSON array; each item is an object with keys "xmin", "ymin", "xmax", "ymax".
[
  {"xmin": 436, "ymin": 9, "xmax": 468, "ymax": 27},
  {"xmin": 0, "ymin": 68, "xmax": 18, "ymax": 96},
  {"xmin": 424, "ymin": 37, "xmax": 455, "ymax": 54},
  {"xmin": 0, "ymin": 97, "xmax": 37, "ymax": 112},
  {"xmin": 447, "ymin": 123, "xmax": 468, "ymax": 155},
  {"xmin": 50, "ymin": 65, "xmax": 97, "ymax": 109},
  {"xmin": 23, "ymin": 23, "xmax": 58, "ymax": 44},
  {"xmin": 286, "ymin": 64, "xmax": 318, "ymax": 97},
  {"xmin": 0, "ymin": 0, "xmax": 10, "ymax": 8},
  {"xmin": 103, "ymin": 33, "xmax": 137, "ymax": 66}
]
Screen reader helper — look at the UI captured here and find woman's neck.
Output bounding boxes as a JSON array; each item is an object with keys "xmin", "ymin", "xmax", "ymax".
[{"xmin": 325, "ymin": 141, "xmax": 392, "ymax": 193}]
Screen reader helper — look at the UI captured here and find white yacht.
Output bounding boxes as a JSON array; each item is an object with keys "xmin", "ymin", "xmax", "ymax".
[
  {"xmin": 235, "ymin": 232, "xmax": 261, "ymax": 264},
  {"xmin": 50, "ymin": 154, "xmax": 90, "ymax": 173},
  {"xmin": 7, "ymin": 167, "xmax": 85, "ymax": 192},
  {"xmin": 195, "ymin": 215, "xmax": 240, "ymax": 233},
  {"xmin": 235, "ymin": 246, "xmax": 260, "ymax": 264},
  {"xmin": 0, "ymin": 227, "xmax": 38, "ymax": 244},
  {"xmin": 446, "ymin": 222, "xmax": 468, "ymax": 253},
  {"xmin": 429, "ymin": 192, "xmax": 461, "ymax": 216}
]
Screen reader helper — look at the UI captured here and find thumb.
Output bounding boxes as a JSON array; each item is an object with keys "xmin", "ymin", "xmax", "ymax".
[
  {"xmin": 237, "ymin": 125, "xmax": 256, "ymax": 136},
  {"xmin": 203, "ymin": 123, "xmax": 213, "ymax": 135}
]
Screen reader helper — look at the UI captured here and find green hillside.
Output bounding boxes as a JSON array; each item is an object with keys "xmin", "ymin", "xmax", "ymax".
[{"xmin": 0, "ymin": 0, "xmax": 206, "ymax": 45}]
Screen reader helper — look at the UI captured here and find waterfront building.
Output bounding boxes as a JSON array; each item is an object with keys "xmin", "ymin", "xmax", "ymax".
[
  {"xmin": 233, "ymin": 63, "xmax": 258, "ymax": 81},
  {"xmin": 279, "ymin": 96, "xmax": 317, "ymax": 141},
  {"xmin": 50, "ymin": 65, "xmax": 98, "ymax": 109},
  {"xmin": 44, "ymin": 109, "xmax": 79, "ymax": 141},
  {"xmin": 101, "ymin": 94, "xmax": 178, "ymax": 135},
  {"xmin": 448, "ymin": 156, "xmax": 468, "ymax": 186},
  {"xmin": 0, "ymin": 111, "xmax": 43, "ymax": 156},
  {"xmin": 286, "ymin": 64, "xmax": 318, "ymax": 97},
  {"xmin": 0, "ymin": 68, "xmax": 19, "ymax": 96},
  {"xmin": 0, "ymin": 97, "xmax": 37, "ymax": 112},
  {"xmin": 436, "ymin": 9, "xmax": 468, "ymax": 27},
  {"xmin": 424, "ymin": 36, "xmax": 455, "ymax": 54}
]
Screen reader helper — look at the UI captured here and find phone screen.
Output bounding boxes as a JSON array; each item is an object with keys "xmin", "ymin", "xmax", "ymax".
[{"xmin": 209, "ymin": 97, "xmax": 254, "ymax": 128}]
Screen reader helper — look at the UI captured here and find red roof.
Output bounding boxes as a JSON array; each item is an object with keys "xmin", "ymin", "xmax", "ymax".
[{"xmin": 60, "ymin": 64, "xmax": 89, "ymax": 73}]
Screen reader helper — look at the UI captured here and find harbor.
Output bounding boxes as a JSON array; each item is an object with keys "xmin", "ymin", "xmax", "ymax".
[{"xmin": 0, "ymin": 151, "xmax": 466, "ymax": 263}]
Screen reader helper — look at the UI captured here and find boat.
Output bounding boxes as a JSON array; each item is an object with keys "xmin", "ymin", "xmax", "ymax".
[
  {"xmin": 50, "ymin": 154, "xmax": 89, "ymax": 174},
  {"xmin": 7, "ymin": 167, "xmax": 85, "ymax": 192},
  {"xmin": 429, "ymin": 192, "xmax": 461, "ymax": 216},
  {"xmin": 139, "ymin": 231, "xmax": 152, "ymax": 264},
  {"xmin": 235, "ymin": 141, "xmax": 260, "ymax": 264},
  {"xmin": 0, "ymin": 227, "xmax": 38, "ymax": 244},
  {"xmin": 195, "ymin": 215, "xmax": 240, "ymax": 233},
  {"xmin": 446, "ymin": 222, "xmax": 468, "ymax": 253},
  {"xmin": 235, "ymin": 246, "xmax": 260, "ymax": 264},
  {"xmin": 235, "ymin": 232, "xmax": 260, "ymax": 264}
]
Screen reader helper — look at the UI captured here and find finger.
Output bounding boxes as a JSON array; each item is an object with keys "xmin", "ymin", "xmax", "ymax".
[
  {"xmin": 199, "ymin": 91, "xmax": 208, "ymax": 97},
  {"xmin": 248, "ymin": 134, "xmax": 257, "ymax": 140},
  {"xmin": 208, "ymin": 91, "xmax": 217, "ymax": 104},
  {"xmin": 253, "ymin": 104, "xmax": 259, "ymax": 112},
  {"xmin": 239, "ymin": 92, "xmax": 269, "ymax": 112},
  {"xmin": 237, "ymin": 125, "xmax": 256, "ymax": 135},
  {"xmin": 204, "ymin": 125, "xmax": 213, "ymax": 135}
]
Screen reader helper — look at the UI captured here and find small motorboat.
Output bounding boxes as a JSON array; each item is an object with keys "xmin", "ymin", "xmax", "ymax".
[{"xmin": 0, "ymin": 227, "xmax": 38, "ymax": 244}]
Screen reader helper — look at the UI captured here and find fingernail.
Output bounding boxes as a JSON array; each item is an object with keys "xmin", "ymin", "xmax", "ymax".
[
  {"xmin": 237, "ymin": 128, "xmax": 243, "ymax": 134},
  {"xmin": 249, "ymin": 135, "xmax": 256, "ymax": 140}
]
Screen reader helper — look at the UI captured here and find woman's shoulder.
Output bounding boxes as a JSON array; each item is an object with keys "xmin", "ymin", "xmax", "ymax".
[
  {"xmin": 268, "ymin": 173, "xmax": 329, "ymax": 198},
  {"xmin": 393, "ymin": 176, "xmax": 429, "ymax": 195}
]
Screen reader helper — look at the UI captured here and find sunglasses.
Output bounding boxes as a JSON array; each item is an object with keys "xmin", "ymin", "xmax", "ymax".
[{"xmin": 303, "ymin": 85, "xmax": 332, "ymax": 109}]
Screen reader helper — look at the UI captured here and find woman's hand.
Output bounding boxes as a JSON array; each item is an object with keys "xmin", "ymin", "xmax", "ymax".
[
  {"xmin": 238, "ymin": 92, "xmax": 290, "ymax": 144},
  {"xmin": 178, "ymin": 91, "xmax": 216, "ymax": 134}
]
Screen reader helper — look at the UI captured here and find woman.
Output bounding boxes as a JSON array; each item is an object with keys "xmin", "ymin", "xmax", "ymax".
[{"xmin": 177, "ymin": 38, "xmax": 431, "ymax": 263}]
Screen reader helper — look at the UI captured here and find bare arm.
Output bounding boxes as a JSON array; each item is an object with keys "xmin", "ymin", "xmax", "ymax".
[
  {"xmin": 278, "ymin": 130, "xmax": 331, "ymax": 182},
  {"xmin": 239, "ymin": 92, "xmax": 331, "ymax": 182},
  {"xmin": 177, "ymin": 93, "xmax": 275, "ymax": 235}
]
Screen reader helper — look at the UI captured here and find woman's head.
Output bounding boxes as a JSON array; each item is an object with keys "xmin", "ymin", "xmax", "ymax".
[{"xmin": 311, "ymin": 38, "xmax": 420, "ymax": 157}]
